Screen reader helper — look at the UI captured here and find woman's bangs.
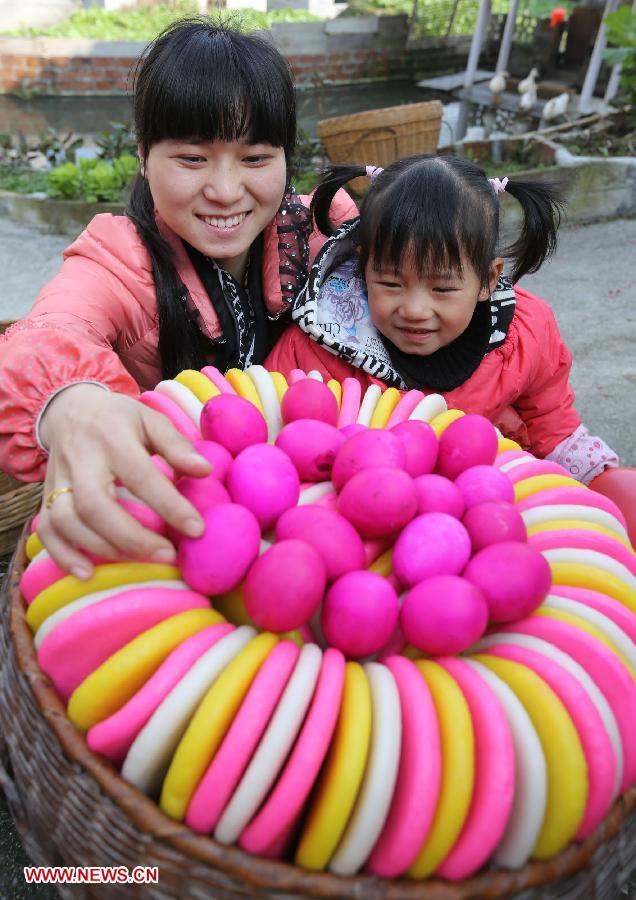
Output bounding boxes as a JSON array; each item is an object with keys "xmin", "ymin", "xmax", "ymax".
[{"xmin": 139, "ymin": 27, "xmax": 294, "ymax": 154}]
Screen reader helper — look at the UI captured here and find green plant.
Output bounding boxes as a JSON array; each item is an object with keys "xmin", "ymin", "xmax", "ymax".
[
  {"xmin": 291, "ymin": 170, "xmax": 321, "ymax": 194},
  {"xmin": 4, "ymin": 3, "xmax": 323, "ymax": 41},
  {"xmin": 340, "ymin": 0, "xmax": 412, "ymax": 15},
  {"xmin": 96, "ymin": 122, "xmax": 137, "ymax": 160},
  {"xmin": 36, "ymin": 127, "xmax": 84, "ymax": 165},
  {"xmin": 47, "ymin": 153, "xmax": 138, "ymax": 202},
  {"xmin": 47, "ymin": 162, "xmax": 82, "ymax": 199},
  {"xmin": 605, "ymin": 5, "xmax": 636, "ymax": 106},
  {"xmin": 0, "ymin": 167, "xmax": 49, "ymax": 194}
]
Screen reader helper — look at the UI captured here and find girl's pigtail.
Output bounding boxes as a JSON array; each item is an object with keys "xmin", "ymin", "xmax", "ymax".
[
  {"xmin": 126, "ymin": 173, "xmax": 206, "ymax": 379},
  {"xmin": 502, "ymin": 179, "xmax": 567, "ymax": 282},
  {"xmin": 310, "ymin": 164, "xmax": 366, "ymax": 236}
]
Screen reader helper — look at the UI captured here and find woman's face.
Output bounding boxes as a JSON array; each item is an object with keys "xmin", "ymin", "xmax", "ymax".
[
  {"xmin": 366, "ymin": 255, "xmax": 503, "ymax": 356},
  {"xmin": 143, "ymin": 138, "xmax": 287, "ymax": 281}
]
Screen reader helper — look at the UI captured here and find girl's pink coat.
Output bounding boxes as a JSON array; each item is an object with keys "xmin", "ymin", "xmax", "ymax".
[{"xmin": 264, "ymin": 289, "xmax": 581, "ymax": 459}]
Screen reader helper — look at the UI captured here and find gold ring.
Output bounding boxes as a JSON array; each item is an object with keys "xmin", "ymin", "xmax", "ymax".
[{"xmin": 45, "ymin": 486, "xmax": 73, "ymax": 509}]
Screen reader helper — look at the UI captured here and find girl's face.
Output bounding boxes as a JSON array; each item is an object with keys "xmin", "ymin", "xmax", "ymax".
[
  {"xmin": 365, "ymin": 254, "xmax": 503, "ymax": 356},
  {"xmin": 143, "ymin": 138, "xmax": 287, "ymax": 281}
]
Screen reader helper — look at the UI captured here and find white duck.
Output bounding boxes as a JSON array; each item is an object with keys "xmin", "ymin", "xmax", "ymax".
[
  {"xmin": 542, "ymin": 91, "xmax": 570, "ymax": 121},
  {"xmin": 489, "ymin": 70, "xmax": 508, "ymax": 95},
  {"xmin": 519, "ymin": 85, "xmax": 538, "ymax": 113},
  {"xmin": 518, "ymin": 67, "xmax": 539, "ymax": 95}
]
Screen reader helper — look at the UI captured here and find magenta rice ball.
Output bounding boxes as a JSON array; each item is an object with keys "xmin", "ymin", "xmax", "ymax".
[
  {"xmin": 281, "ymin": 378, "xmax": 339, "ymax": 426},
  {"xmin": 463, "ymin": 541, "xmax": 552, "ymax": 622},
  {"xmin": 176, "ymin": 473, "xmax": 230, "ymax": 514},
  {"xmin": 275, "ymin": 419, "xmax": 345, "ymax": 482},
  {"xmin": 414, "ymin": 473, "xmax": 465, "ymax": 518},
  {"xmin": 436, "ymin": 414, "xmax": 499, "ymax": 480},
  {"xmin": 463, "ymin": 500, "xmax": 527, "ymax": 552},
  {"xmin": 244, "ymin": 539, "xmax": 326, "ymax": 632},
  {"xmin": 390, "ymin": 420, "xmax": 438, "ymax": 477},
  {"xmin": 322, "ymin": 570, "xmax": 399, "ymax": 658},
  {"xmin": 393, "ymin": 512, "xmax": 472, "ymax": 587},
  {"xmin": 178, "ymin": 502, "xmax": 261, "ymax": 595},
  {"xmin": 339, "ymin": 423, "xmax": 367, "ymax": 439},
  {"xmin": 338, "ymin": 466, "xmax": 418, "ymax": 539},
  {"xmin": 454, "ymin": 464, "xmax": 515, "ymax": 508},
  {"xmin": 275, "ymin": 505, "xmax": 365, "ymax": 582},
  {"xmin": 193, "ymin": 438, "xmax": 233, "ymax": 483},
  {"xmin": 331, "ymin": 429, "xmax": 406, "ymax": 490},
  {"xmin": 227, "ymin": 443, "xmax": 300, "ymax": 530},
  {"xmin": 200, "ymin": 394, "xmax": 268, "ymax": 457},
  {"xmin": 401, "ymin": 575, "xmax": 489, "ymax": 655}
]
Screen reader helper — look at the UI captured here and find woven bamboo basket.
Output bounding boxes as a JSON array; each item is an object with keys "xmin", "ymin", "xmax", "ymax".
[
  {"xmin": 1, "ymin": 530, "xmax": 636, "ymax": 899},
  {"xmin": 317, "ymin": 101, "xmax": 443, "ymax": 193},
  {"xmin": 0, "ymin": 472, "xmax": 42, "ymax": 558},
  {"xmin": 0, "ymin": 321, "xmax": 43, "ymax": 557}
]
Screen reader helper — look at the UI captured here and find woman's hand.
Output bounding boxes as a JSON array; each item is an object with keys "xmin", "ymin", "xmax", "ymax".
[{"xmin": 38, "ymin": 384, "xmax": 211, "ymax": 580}]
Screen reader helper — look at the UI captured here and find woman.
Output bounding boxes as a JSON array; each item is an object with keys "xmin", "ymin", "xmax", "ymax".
[{"xmin": 0, "ymin": 18, "xmax": 357, "ymax": 578}]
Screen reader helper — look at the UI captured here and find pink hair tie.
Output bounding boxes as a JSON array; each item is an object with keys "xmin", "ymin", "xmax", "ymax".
[
  {"xmin": 489, "ymin": 176, "xmax": 509, "ymax": 195},
  {"xmin": 366, "ymin": 165, "xmax": 384, "ymax": 179}
]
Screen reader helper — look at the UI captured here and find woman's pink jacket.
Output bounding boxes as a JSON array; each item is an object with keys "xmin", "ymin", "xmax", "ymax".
[{"xmin": 0, "ymin": 191, "xmax": 358, "ymax": 481}]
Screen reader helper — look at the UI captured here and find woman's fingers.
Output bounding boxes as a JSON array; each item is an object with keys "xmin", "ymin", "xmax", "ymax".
[
  {"xmin": 110, "ymin": 443, "xmax": 205, "ymax": 542},
  {"xmin": 68, "ymin": 460, "xmax": 179, "ymax": 563},
  {"xmin": 35, "ymin": 389, "xmax": 213, "ymax": 574},
  {"xmin": 36, "ymin": 519, "xmax": 97, "ymax": 581},
  {"xmin": 44, "ymin": 490, "xmax": 127, "ymax": 561},
  {"xmin": 140, "ymin": 404, "xmax": 211, "ymax": 480}
]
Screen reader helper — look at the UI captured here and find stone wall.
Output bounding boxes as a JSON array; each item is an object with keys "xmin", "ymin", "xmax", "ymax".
[{"xmin": 0, "ymin": 16, "xmax": 469, "ymax": 96}]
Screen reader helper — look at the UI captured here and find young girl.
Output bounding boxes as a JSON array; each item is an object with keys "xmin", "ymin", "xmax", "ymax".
[
  {"xmin": 0, "ymin": 19, "xmax": 356, "ymax": 578},
  {"xmin": 266, "ymin": 155, "xmax": 620, "ymax": 483}
]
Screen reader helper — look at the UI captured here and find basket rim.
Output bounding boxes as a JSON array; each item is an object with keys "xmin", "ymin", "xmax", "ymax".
[
  {"xmin": 317, "ymin": 101, "xmax": 443, "ymax": 138},
  {"xmin": 4, "ymin": 526, "xmax": 636, "ymax": 899}
]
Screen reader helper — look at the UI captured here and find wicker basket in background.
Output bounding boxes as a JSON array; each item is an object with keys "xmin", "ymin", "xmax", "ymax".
[
  {"xmin": 1, "ymin": 530, "xmax": 636, "ymax": 899},
  {"xmin": 317, "ymin": 101, "xmax": 443, "ymax": 193},
  {"xmin": 0, "ymin": 473, "xmax": 42, "ymax": 558},
  {"xmin": 0, "ymin": 321, "xmax": 43, "ymax": 558}
]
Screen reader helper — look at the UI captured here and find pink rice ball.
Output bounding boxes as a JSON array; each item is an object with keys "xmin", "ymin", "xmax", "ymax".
[
  {"xmin": 393, "ymin": 512, "xmax": 472, "ymax": 587},
  {"xmin": 339, "ymin": 424, "xmax": 368, "ymax": 439},
  {"xmin": 200, "ymin": 394, "xmax": 267, "ymax": 457},
  {"xmin": 401, "ymin": 575, "xmax": 489, "ymax": 655},
  {"xmin": 463, "ymin": 541, "xmax": 552, "ymax": 623},
  {"xmin": 281, "ymin": 379, "xmax": 339, "ymax": 427},
  {"xmin": 275, "ymin": 505, "xmax": 365, "ymax": 582},
  {"xmin": 322, "ymin": 570, "xmax": 399, "ymax": 658},
  {"xmin": 176, "ymin": 473, "xmax": 230, "ymax": 514},
  {"xmin": 414, "ymin": 473, "xmax": 465, "ymax": 518},
  {"xmin": 454, "ymin": 464, "xmax": 515, "ymax": 508},
  {"xmin": 178, "ymin": 502, "xmax": 260, "ymax": 595},
  {"xmin": 244, "ymin": 540, "xmax": 326, "ymax": 632},
  {"xmin": 227, "ymin": 444, "xmax": 300, "ymax": 530},
  {"xmin": 463, "ymin": 501, "xmax": 527, "ymax": 553},
  {"xmin": 436, "ymin": 414, "xmax": 499, "ymax": 480},
  {"xmin": 338, "ymin": 466, "xmax": 417, "ymax": 539},
  {"xmin": 390, "ymin": 420, "xmax": 438, "ymax": 478},
  {"xmin": 193, "ymin": 439, "xmax": 233, "ymax": 483},
  {"xmin": 331, "ymin": 429, "xmax": 406, "ymax": 490},
  {"xmin": 275, "ymin": 419, "xmax": 345, "ymax": 482}
]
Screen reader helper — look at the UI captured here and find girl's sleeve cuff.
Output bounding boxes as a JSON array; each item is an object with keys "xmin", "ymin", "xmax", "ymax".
[{"xmin": 545, "ymin": 424, "xmax": 620, "ymax": 485}]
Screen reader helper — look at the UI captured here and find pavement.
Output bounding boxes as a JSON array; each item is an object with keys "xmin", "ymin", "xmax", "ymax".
[{"xmin": 1, "ymin": 212, "xmax": 635, "ymax": 463}]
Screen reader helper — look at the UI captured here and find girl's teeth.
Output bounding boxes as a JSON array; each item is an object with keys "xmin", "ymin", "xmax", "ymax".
[{"xmin": 203, "ymin": 213, "xmax": 246, "ymax": 228}]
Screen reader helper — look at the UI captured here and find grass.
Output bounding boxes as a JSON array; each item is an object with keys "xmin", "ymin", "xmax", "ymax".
[
  {"xmin": 0, "ymin": 168, "xmax": 49, "ymax": 194},
  {"xmin": 3, "ymin": 2, "xmax": 324, "ymax": 40}
]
